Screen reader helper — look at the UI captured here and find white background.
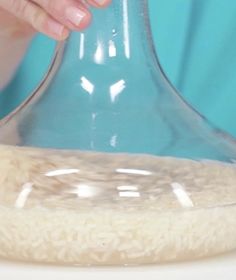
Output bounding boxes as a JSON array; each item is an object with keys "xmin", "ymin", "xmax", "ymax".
[{"xmin": 0, "ymin": 251, "xmax": 236, "ymax": 280}]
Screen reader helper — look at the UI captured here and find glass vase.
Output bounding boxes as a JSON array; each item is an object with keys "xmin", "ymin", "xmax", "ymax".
[{"xmin": 0, "ymin": 0, "xmax": 236, "ymax": 266}]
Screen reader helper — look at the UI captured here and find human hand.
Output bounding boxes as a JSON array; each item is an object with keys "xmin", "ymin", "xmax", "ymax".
[{"xmin": 0, "ymin": 0, "xmax": 111, "ymax": 40}]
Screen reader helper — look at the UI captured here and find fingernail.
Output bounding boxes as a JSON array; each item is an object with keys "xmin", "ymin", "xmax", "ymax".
[
  {"xmin": 94, "ymin": 0, "xmax": 107, "ymax": 5},
  {"xmin": 48, "ymin": 20, "xmax": 65, "ymax": 36},
  {"xmin": 66, "ymin": 7, "xmax": 86, "ymax": 26}
]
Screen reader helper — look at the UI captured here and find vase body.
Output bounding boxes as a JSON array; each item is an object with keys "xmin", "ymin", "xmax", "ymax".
[{"xmin": 0, "ymin": 0, "xmax": 236, "ymax": 266}]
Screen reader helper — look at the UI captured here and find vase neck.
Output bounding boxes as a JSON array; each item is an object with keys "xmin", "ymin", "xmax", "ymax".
[{"xmin": 63, "ymin": 0, "xmax": 156, "ymax": 64}]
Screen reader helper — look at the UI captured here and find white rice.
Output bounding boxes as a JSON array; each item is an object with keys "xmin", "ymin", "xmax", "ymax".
[{"xmin": 0, "ymin": 144, "xmax": 236, "ymax": 265}]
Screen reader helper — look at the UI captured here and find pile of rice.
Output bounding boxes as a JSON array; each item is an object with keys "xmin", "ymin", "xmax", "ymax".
[{"xmin": 0, "ymin": 144, "xmax": 236, "ymax": 265}]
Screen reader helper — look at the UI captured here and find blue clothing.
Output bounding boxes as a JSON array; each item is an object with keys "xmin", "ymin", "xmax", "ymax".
[
  {"xmin": 1, "ymin": 0, "xmax": 236, "ymax": 137},
  {"xmin": 151, "ymin": 0, "xmax": 236, "ymax": 137}
]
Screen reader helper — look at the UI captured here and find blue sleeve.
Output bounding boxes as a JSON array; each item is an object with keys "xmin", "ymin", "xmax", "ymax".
[
  {"xmin": 151, "ymin": 0, "xmax": 236, "ymax": 137},
  {"xmin": 0, "ymin": 35, "xmax": 56, "ymax": 119}
]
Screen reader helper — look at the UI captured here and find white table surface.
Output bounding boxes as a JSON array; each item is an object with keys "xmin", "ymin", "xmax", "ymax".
[{"xmin": 0, "ymin": 252, "xmax": 236, "ymax": 280}]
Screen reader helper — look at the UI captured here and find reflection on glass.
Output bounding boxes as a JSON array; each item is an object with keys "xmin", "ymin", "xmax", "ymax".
[
  {"xmin": 117, "ymin": 186, "xmax": 139, "ymax": 191},
  {"xmin": 116, "ymin": 168, "xmax": 152, "ymax": 176},
  {"xmin": 110, "ymin": 134, "xmax": 118, "ymax": 148},
  {"xmin": 123, "ymin": 0, "xmax": 130, "ymax": 58},
  {"xmin": 80, "ymin": 76, "xmax": 94, "ymax": 95},
  {"xmin": 79, "ymin": 33, "xmax": 85, "ymax": 59},
  {"xmin": 119, "ymin": 191, "xmax": 140, "ymax": 198},
  {"xmin": 70, "ymin": 184, "xmax": 100, "ymax": 198},
  {"xmin": 108, "ymin": 40, "xmax": 117, "ymax": 57},
  {"xmin": 94, "ymin": 42, "xmax": 104, "ymax": 64},
  {"xmin": 45, "ymin": 169, "xmax": 79, "ymax": 177},
  {"xmin": 110, "ymin": 79, "xmax": 126, "ymax": 103},
  {"xmin": 15, "ymin": 182, "xmax": 33, "ymax": 209},
  {"xmin": 171, "ymin": 182, "xmax": 194, "ymax": 208}
]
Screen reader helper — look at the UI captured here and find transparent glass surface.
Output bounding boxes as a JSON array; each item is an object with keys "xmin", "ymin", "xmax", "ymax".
[{"xmin": 0, "ymin": 0, "xmax": 236, "ymax": 266}]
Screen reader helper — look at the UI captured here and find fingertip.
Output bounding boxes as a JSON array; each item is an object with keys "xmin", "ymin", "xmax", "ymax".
[
  {"xmin": 47, "ymin": 21, "xmax": 70, "ymax": 41},
  {"xmin": 64, "ymin": 7, "xmax": 92, "ymax": 31},
  {"xmin": 57, "ymin": 28, "xmax": 70, "ymax": 41},
  {"xmin": 86, "ymin": 0, "xmax": 112, "ymax": 9},
  {"xmin": 78, "ymin": 10, "xmax": 92, "ymax": 30}
]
